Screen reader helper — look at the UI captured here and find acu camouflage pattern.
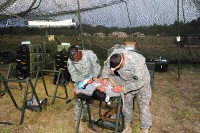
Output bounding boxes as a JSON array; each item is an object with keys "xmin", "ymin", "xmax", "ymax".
[
  {"xmin": 67, "ymin": 50, "xmax": 101, "ymax": 83},
  {"xmin": 102, "ymin": 48, "xmax": 152, "ymax": 128},
  {"xmin": 67, "ymin": 50, "xmax": 101, "ymax": 121}
]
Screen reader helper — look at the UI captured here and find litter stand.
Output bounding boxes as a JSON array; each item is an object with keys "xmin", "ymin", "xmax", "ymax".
[
  {"xmin": 34, "ymin": 67, "xmax": 68, "ymax": 104},
  {"xmin": 75, "ymin": 94, "xmax": 123, "ymax": 133},
  {"xmin": 0, "ymin": 76, "xmax": 42, "ymax": 125},
  {"xmin": 0, "ymin": 64, "xmax": 23, "ymax": 96}
]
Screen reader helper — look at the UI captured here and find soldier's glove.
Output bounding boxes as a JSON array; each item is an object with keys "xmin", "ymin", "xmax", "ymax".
[{"xmin": 77, "ymin": 81, "xmax": 83, "ymax": 89}]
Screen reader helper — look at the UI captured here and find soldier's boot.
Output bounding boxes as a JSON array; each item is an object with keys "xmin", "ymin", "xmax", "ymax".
[
  {"xmin": 141, "ymin": 128, "xmax": 149, "ymax": 133},
  {"xmin": 81, "ymin": 112, "xmax": 87, "ymax": 122},
  {"xmin": 122, "ymin": 122, "xmax": 132, "ymax": 133}
]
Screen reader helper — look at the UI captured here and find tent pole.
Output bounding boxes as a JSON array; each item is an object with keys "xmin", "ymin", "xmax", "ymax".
[
  {"xmin": 77, "ymin": 0, "xmax": 84, "ymax": 50},
  {"xmin": 177, "ymin": 0, "xmax": 181, "ymax": 79}
]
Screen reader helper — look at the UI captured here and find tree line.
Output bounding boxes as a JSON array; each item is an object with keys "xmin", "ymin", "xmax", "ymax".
[{"xmin": 0, "ymin": 17, "xmax": 199, "ymax": 37}]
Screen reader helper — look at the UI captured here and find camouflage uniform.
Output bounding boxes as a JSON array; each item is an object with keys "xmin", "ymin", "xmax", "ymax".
[
  {"xmin": 67, "ymin": 50, "xmax": 101, "ymax": 121},
  {"xmin": 102, "ymin": 49, "xmax": 152, "ymax": 129}
]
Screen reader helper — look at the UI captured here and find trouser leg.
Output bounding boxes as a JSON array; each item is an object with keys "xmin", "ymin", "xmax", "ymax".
[
  {"xmin": 74, "ymin": 99, "xmax": 87, "ymax": 121},
  {"xmin": 122, "ymin": 94, "xmax": 134, "ymax": 133},
  {"xmin": 123, "ymin": 93, "xmax": 134, "ymax": 123},
  {"xmin": 137, "ymin": 87, "xmax": 152, "ymax": 129}
]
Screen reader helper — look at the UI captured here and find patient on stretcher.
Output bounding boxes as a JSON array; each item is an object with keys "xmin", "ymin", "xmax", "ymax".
[{"xmin": 75, "ymin": 76, "xmax": 121, "ymax": 101}]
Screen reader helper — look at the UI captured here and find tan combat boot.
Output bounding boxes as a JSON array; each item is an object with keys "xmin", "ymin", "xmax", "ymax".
[
  {"xmin": 122, "ymin": 122, "xmax": 132, "ymax": 133},
  {"xmin": 141, "ymin": 128, "xmax": 149, "ymax": 133}
]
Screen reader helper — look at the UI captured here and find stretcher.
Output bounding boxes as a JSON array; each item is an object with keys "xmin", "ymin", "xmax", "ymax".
[{"xmin": 69, "ymin": 91, "xmax": 124, "ymax": 133}]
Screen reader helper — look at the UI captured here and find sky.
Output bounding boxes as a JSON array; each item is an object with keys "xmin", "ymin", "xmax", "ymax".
[{"xmin": 0, "ymin": 0, "xmax": 199, "ymax": 27}]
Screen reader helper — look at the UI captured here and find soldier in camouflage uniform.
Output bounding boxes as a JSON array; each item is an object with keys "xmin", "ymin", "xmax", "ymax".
[
  {"xmin": 102, "ymin": 48, "xmax": 152, "ymax": 133},
  {"xmin": 67, "ymin": 45, "xmax": 101, "ymax": 131}
]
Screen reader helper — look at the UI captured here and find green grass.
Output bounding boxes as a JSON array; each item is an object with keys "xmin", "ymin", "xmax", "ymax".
[{"xmin": 0, "ymin": 53, "xmax": 200, "ymax": 132}]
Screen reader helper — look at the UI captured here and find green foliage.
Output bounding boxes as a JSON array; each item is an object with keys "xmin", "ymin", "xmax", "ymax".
[
  {"xmin": 0, "ymin": 35, "xmax": 199, "ymax": 63},
  {"xmin": 0, "ymin": 17, "xmax": 199, "ymax": 36},
  {"xmin": 0, "ymin": 17, "xmax": 200, "ymax": 63}
]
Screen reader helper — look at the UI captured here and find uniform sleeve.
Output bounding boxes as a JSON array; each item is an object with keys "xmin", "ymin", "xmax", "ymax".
[
  {"xmin": 122, "ymin": 58, "xmax": 146, "ymax": 94},
  {"xmin": 88, "ymin": 51, "xmax": 101, "ymax": 77},
  {"xmin": 67, "ymin": 59, "xmax": 84, "ymax": 83},
  {"xmin": 101, "ymin": 55, "xmax": 113, "ymax": 78},
  {"xmin": 102, "ymin": 66, "xmax": 112, "ymax": 78}
]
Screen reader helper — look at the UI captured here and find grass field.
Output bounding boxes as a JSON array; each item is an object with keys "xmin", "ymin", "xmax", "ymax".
[{"xmin": 0, "ymin": 64, "xmax": 200, "ymax": 133}]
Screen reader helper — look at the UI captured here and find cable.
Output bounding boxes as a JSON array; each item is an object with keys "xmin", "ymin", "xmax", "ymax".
[
  {"xmin": 16, "ymin": 0, "xmax": 38, "ymax": 17},
  {"xmin": 32, "ymin": 0, "xmax": 42, "ymax": 10},
  {"xmin": 121, "ymin": 0, "xmax": 132, "ymax": 27},
  {"xmin": 52, "ymin": 0, "xmax": 64, "ymax": 11},
  {"xmin": 0, "ymin": 0, "xmax": 17, "ymax": 12}
]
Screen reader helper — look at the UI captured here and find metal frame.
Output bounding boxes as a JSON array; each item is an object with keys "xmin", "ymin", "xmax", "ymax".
[
  {"xmin": 75, "ymin": 96, "xmax": 122, "ymax": 133},
  {"xmin": 7, "ymin": 63, "xmax": 23, "ymax": 90},
  {"xmin": 0, "ymin": 76, "xmax": 42, "ymax": 125},
  {"xmin": 0, "ymin": 63, "xmax": 22, "ymax": 97},
  {"xmin": 34, "ymin": 67, "xmax": 68, "ymax": 104}
]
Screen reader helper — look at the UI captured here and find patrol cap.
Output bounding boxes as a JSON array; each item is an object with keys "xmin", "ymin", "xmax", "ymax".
[{"xmin": 68, "ymin": 45, "xmax": 78, "ymax": 60}]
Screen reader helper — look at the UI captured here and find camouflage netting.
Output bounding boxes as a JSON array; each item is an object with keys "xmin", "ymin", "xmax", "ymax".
[
  {"xmin": 0, "ymin": 0, "xmax": 200, "ymax": 63},
  {"xmin": 0, "ymin": 0, "xmax": 199, "ymax": 27}
]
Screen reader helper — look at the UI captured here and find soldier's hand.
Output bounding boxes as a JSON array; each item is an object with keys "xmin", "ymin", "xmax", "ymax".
[
  {"xmin": 112, "ymin": 86, "xmax": 122, "ymax": 93},
  {"xmin": 87, "ymin": 79, "xmax": 93, "ymax": 84}
]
